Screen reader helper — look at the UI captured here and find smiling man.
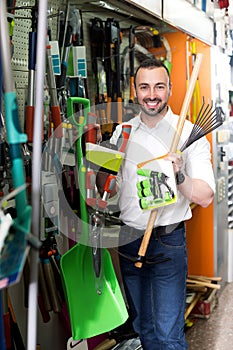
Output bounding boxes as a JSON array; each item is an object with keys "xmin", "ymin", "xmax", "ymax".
[
  {"xmin": 109, "ymin": 58, "xmax": 215, "ymax": 349},
  {"xmin": 135, "ymin": 59, "xmax": 171, "ymax": 123}
]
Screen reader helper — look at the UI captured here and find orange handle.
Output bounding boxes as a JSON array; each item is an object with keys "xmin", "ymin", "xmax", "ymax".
[
  {"xmin": 137, "ymin": 153, "xmax": 167, "ymax": 169},
  {"xmin": 106, "ymin": 96, "xmax": 112, "ymax": 123},
  {"xmin": 117, "ymin": 97, "xmax": 123, "ymax": 124},
  {"xmin": 129, "ymin": 76, "xmax": 134, "ymax": 103}
]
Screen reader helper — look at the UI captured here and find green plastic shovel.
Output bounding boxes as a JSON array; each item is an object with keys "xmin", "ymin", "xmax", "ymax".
[
  {"xmin": 60, "ymin": 97, "xmax": 128, "ymax": 340},
  {"xmin": 61, "ymin": 243, "xmax": 128, "ymax": 340}
]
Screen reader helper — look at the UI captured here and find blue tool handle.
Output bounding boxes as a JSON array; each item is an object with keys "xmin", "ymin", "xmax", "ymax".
[
  {"xmin": 4, "ymin": 91, "xmax": 27, "ymax": 208},
  {"xmin": 10, "ymin": 155, "xmax": 28, "ymax": 208},
  {"xmin": 29, "ymin": 32, "xmax": 37, "ymax": 70},
  {"xmin": 4, "ymin": 92, "xmax": 27, "ymax": 145},
  {"xmin": 4, "ymin": 91, "xmax": 31, "ymax": 230}
]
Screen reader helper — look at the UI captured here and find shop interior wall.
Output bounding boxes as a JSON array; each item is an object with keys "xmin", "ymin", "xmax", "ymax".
[
  {"xmin": 6, "ymin": 1, "xmax": 216, "ymax": 349},
  {"xmin": 7, "ymin": 1, "xmax": 173, "ymax": 349}
]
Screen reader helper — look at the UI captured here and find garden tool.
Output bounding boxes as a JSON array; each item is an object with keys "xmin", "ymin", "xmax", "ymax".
[{"xmin": 60, "ymin": 97, "xmax": 128, "ymax": 340}]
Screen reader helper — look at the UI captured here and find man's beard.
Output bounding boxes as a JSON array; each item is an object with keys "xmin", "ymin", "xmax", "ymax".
[{"xmin": 140, "ymin": 99, "xmax": 168, "ymax": 117}]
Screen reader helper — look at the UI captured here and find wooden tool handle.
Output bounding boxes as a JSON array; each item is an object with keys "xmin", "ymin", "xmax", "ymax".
[
  {"xmin": 188, "ymin": 275, "xmax": 222, "ymax": 282},
  {"xmin": 185, "ymin": 292, "xmax": 201, "ymax": 319},
  {"xmin": 186, "ymin": 278, "xmax": 221, "ymax": 290},
  {"xmin": 135, "ymin": 53, "xmax": 203, "ymax": 268},
  {"xmin": 93, "ymin": 339, "xmax": 117, "ymax": 350},
  {"xmin": 170, "ymin": 53, "xmax": 203, "ymax": 152},
  {"xmin": 135, "ymin": 210, "xmax": 158, "ymax": 268}
]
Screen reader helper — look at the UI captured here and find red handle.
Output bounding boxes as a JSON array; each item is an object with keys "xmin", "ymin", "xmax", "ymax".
[
  {"xmin": 86, "ymin": 112, "xmax": 97, "ymax": 143},
  {"xmin": 103, "ymin": 174, "xmax": 116, "ymax": 193},
  {"xmin": 25, "ymin": 106, "xmax": 34, "ymax": 142},
  {"xmin": 117, "ymin": 124, "xmax": 132, "ymax": 152},
  {"xmin": 50, "ymin": 106, "xmax": 63, "ymax": 138}
]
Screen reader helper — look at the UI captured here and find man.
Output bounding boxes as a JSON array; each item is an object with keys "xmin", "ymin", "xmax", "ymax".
[{"xmin": 109, "ymin": 58, "xmax": 215, "ymax": 349}]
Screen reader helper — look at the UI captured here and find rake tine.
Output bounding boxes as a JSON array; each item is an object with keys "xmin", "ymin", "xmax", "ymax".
[
  {"xmin": 193, "ymin": 113, "xmax": 218, "ymax": 134},
  {"xmin": 192, "ymin": 101, "xmax": 222, "ymax": 131},
  {"xmin": 193, "ymin": 97, "xmax": 206, "ymax": 121},
  {"xmin": 196, "ymin": 108, "xmax": 216, "ymax": 129},
  {"xmin": 195, "ymin": 97, "xmax": 211, "ymax": 118},
  {"xmin": 194, "ymin": 100, "xmax": 214, "ymax": 128},
  {"xmin": 180, "ymin": 105, "xmax": 224, "ymax": 152},
  {"xmin": 197, "ymin": 107, "xmax": 224, "ymax": 132},
  {"xmin": 180, "ymin": 121, "xmax": 222, "ymax": 151}
]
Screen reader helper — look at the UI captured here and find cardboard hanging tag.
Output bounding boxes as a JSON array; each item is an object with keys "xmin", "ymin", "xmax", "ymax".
[
  {"xmin": 67, "ymin": 338, "xmax": 88, "ymax": 350},
  {"xmin": 137, "ymin": 159, "xmax": 177, "ymax": 211}
]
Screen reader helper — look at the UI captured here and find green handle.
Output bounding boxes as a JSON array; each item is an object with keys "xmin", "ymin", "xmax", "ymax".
[
  {"xmin": 67, "ymin": 97, "xmax": 90, "ymax": 128},
  {"xmin": 67, "ymin": 97, "xmax": 90, "ymax": 243}
]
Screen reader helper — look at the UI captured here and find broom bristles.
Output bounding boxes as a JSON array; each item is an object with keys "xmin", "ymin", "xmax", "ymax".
[{"xmin": 180, "ymin": 100, "xmax": 225, "ymax": 152}]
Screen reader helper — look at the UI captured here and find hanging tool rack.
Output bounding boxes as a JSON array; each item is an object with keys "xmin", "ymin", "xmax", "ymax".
[{"xmin": 0, "ymin": 0, "xmax": 226, "ymax": 349}]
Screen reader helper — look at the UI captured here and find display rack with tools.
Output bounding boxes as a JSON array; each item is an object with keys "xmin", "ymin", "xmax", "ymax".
[{"xmin": 0, "ymin": 1, "xmax": 229, "ymax": 349}]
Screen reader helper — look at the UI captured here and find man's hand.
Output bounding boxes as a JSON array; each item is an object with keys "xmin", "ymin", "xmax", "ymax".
[{"xmin": 165, "ymin": 151, "xmax": 183, "ymax": 174}]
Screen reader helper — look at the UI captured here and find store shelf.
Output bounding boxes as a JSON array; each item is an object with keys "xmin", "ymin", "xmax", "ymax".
[
  {"xmin": 124, "ymin": 0, "xmax": 162, "ymax": 18},
  {"xmin": 163, "ymin": 0, "xmax": 214, "ymax": 44}
]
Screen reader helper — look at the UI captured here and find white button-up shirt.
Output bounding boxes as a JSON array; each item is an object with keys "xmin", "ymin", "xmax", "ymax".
[{"xmin": 110, "ymin": 107, "xmax": 216, "ymax": 230}]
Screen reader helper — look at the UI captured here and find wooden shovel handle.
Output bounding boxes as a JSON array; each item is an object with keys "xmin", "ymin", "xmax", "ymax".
[{"xmin": 135, "ymin": 53, "xmax": 203, "ymax": 268}]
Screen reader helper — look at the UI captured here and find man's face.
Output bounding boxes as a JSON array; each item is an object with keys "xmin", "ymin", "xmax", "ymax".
[{"xmin": 134, "ymin": 66, "xmax": 171, "ymax": 118}]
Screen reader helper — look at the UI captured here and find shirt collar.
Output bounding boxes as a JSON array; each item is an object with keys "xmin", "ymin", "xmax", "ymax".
[{"xmin": 133, "ymin": 106, "xmax": 172, "ymax": 130}]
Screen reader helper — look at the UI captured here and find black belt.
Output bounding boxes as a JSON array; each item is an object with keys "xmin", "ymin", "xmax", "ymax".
[
  {"xmin": 152, "ymin": 221, "xmax": 185, "ymax": 237},
  {"xmin": 122, "ymin": 221, "xmax": 184, "ymax": 237},
  {"xmin": 118, "ymin": 221, "xmax": 185, "ymax": 266}
]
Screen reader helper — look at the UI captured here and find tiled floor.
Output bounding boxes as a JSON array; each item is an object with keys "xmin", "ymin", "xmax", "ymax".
[{"xmin": 186, "ymin": 282, "xmax": 233, "ymax": 349}]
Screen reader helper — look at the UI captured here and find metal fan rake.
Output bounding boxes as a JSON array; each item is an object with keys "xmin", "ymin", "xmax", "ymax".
[
  {"xmin": 137, "ymin": 99, "xmax": 225, "ymax": 170},
  {"xmin": 180, "ymin": 98, "xmax": 225, "ymax": 152}
]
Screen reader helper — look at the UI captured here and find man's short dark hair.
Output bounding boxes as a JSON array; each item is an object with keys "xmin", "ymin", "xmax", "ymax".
[{"xmin": 134, "ymin": 58, "xmax": 170, "ymax": 86}]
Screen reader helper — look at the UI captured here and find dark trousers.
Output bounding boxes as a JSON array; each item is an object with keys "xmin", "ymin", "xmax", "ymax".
[{"xmin": 118, "ymin": 223, "xmax": 188, "ymax": 350}]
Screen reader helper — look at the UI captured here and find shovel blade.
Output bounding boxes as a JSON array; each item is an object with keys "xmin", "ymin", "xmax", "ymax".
[{"xmin": 61, "ymin": 243, "xmax": 128, "ymax": 340}]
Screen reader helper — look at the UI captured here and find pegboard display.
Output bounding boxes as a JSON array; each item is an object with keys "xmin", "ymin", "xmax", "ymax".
[
  {"xmin": 11, "ymin": 0, "xmax": 32, "ymax": 72},
  {"xmin": 12, "ymin": 0, "xmax": 61, "ymax": 67},
  {"xmin": 9, "ymin": 0, "xmax": 32, "ymax": 124},
  {"xmin": 8, "ymin": 0, "xmax": 170, "ymax": 126},
  {"xmin": 12, "ymin": 70, "xmax": 28, "ymax": 125},
  {"xmin": 9, "ymin": 0, "xmax": 60, "ymax": 124}
]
